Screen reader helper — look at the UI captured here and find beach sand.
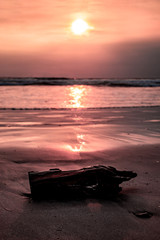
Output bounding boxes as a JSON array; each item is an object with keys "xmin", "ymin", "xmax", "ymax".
[{"xmin": 0, "ymin": 107, "xmax": 160, "ymax": 240}]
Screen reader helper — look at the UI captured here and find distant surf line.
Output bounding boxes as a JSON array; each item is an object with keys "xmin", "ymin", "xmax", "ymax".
[{"xmin": 0, "ymin": 106, "xmax": 160, "ymax": 111}]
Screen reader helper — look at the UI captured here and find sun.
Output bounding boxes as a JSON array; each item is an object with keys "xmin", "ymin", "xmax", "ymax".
[{"xmin": 71, "ymin": 19, "xmax": 92, "ymax": 35}]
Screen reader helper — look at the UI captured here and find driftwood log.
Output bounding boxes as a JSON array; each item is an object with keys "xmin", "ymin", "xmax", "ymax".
[{"xmin": 28, "ymin": 165, "xmax": 137, "ymax": 200}]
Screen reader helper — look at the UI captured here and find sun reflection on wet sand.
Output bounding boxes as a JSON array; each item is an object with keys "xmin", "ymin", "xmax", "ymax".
[
  {"xmin": 66, "ymin": 134, "xmax": 86, "ymax": 152},
  {"xmin": 64, "ymin": 86, "xmax": 88, "ymax": 152},
  {"xmin": 65, "ymin": 86, "xmax": 86, "ymax": 108}
]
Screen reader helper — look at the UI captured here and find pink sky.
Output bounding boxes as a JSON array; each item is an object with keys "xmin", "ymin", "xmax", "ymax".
[{"xmin": 0, "ymin": 0, "xmax": 160, "ymax": 77}]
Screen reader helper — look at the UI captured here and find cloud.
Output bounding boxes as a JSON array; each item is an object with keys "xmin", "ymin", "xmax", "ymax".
[
  {"xmin": 96, "ymin": 39, "xmax": 160, "ymax": 78},
  {"xmin": 0, "ymin": 39, "xmax": 160, "ymax": 78}
]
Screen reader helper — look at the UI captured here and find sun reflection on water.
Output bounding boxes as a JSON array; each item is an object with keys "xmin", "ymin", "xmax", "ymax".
[{"xmin": 66, "ymin": 86, "xmax": 86, "ymax": 108}]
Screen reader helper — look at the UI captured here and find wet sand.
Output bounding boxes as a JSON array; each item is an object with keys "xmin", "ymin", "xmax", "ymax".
[{"xmin": 0, "ymin": 107, "xmax": 160, "ymax": 240}]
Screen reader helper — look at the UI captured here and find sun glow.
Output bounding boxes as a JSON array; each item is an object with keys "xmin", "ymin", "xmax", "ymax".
[{"xmin": 71, "ymin": 18, "xmax": 93, "ymax": 35}]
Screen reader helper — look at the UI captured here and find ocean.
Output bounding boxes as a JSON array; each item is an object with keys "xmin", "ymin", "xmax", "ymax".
[{"xmin": 0, "ymin": 78, "xmax": 160, "ymax": 109}]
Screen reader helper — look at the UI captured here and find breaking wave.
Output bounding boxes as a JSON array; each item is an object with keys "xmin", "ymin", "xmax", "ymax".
[{"xmin": 0, "ymin": 77, "xmax": 160, "ymax": 87}]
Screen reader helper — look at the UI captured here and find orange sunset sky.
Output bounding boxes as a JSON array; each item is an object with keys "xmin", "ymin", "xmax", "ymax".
[{"xmin": 0, "ymin": 0, "xmax": 160, "ymax": 78}]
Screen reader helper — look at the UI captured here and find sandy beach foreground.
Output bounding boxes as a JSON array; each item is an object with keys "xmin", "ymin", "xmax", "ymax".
[{"xmin": 0, "ymin": 107, "xmax": 160, "ymax": 240}]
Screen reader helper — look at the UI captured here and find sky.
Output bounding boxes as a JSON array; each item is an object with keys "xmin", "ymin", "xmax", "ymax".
[{"xmin": 0, "ymin": 0, "xmax": 160, "ymax": 78}]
